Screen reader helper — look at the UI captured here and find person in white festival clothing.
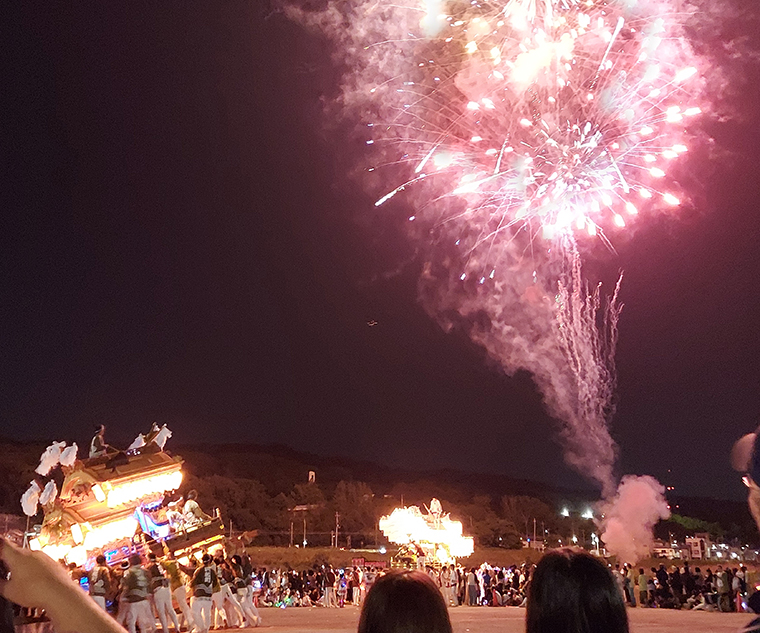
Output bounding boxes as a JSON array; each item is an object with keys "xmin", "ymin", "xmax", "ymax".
[
  {"xmin": 146, "ymin": 552, "xmax": 180, "ymax": 632},
  {"xmin": 183, "ymin": 490, "xmax": 211, "ymax": 526},
  {"xmin": 190, "ymin": 554, "xmax": 217, "ymax": 633},
  {"xmin": 214, "ymin": 554, "xmax": 248, "ymax": 627},
  {"xmin": 166, "ymin": 501, "xmax": 186, "ymax": 532},
  {"xmin": 162, "ymin": 551, "xmax": 196, "ymax": 632},
  {"xmin": 351, "ymin": 566, "xmax": 363, "ymax": 607},
  {"xmin": 230, "ymin": 554, "xmax": 261, "ymax": 627},
  {"xmin": 207, "ymin": 556, "xmax": 229, "ymax": 629},
  {"xmin": 88, "ymin": 554, "xmax": 113, "ymax": 611},
  {"xmin": 121, "ymin": 553, "xmax": 156, "ymax": 633},
  {"xmin": 439, "ymin": 564, "xmax": 452, "ymax": 606},
  {"xmin": 446, "ymin": 565, "xmax": 458, "ymax": 607}
]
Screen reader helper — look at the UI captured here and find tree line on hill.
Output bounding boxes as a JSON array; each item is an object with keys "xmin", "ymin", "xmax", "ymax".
[{"xmin": 0, "ymin": 439, "xmax": 756, "ymax": 548}]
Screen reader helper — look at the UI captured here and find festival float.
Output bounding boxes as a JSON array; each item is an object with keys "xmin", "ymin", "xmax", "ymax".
[
  {"xmin": 22, "ymin": 425, "xmax": 225, "ymax": 567},
  {"xmin": 379, "ymin": 498, "xmax": 474, "ymax": 568}
]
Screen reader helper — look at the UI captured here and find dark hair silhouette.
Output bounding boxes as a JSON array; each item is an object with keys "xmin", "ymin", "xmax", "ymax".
[
  {"xmin": 526, "ymin": 549, "xmax": 628, "ymax": 633},
  {"xmin": 358, "ymin": 570, "xmax": 452, "ymax": 633}
]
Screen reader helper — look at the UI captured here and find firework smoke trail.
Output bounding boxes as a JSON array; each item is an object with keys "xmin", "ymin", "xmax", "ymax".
[
  {"xmin": 554, "ymin": 240, "xmax": 622, "ymax": 497},
  {"xmin": 290, "ymin": 0, "xmax": 705, "ymax": 558}
]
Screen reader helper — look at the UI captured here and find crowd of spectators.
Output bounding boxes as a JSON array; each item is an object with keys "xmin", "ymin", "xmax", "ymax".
[
  {"xmin": 3, "ymin": 537, "xmax": 759, "ymax": 633},
  {"xmin": 207, "ymin": 561, "xmax": 536, "ymax": 610},
  {"xmin": 62, "ymin": 555, "xmax": 760, "ymax": 623},
  {"xmin": 611, "ymin": 561, "xmax": 755, "ymax": 611}
]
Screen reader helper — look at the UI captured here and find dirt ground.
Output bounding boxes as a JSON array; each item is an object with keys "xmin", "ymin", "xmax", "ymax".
[{"xmin": 250, "ymin": 605, "xmax": 752, "ymax": 632}]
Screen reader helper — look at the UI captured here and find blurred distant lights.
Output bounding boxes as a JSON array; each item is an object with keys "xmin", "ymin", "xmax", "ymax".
[{"xmin": 561, "ymin": 507, "xmax": 593, "ymax": 519}]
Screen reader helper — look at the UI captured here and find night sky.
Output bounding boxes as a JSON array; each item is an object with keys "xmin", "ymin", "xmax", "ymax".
[{"xmin": 5, "ymin": 2, "xmax": 760, "ymax": 501}]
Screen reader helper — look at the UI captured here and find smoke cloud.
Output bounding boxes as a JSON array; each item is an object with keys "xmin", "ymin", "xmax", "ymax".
[{"xmin": 599, "ymin": 475, "xmax": 671, "ymax": 563}]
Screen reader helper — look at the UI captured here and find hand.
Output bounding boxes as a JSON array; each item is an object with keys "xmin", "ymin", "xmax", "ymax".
[
  {"xmin": 0, "ymin": 538, "xmax": 127, "ymax": 633},
  {"xmin": 0, "ymin": 538, "xmax": 75, "ymax": 610}
]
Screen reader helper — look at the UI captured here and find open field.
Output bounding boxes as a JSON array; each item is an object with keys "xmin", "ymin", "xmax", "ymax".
[{"xmin": 249, "ymin": 605, "xmax": 752, "ymax": 633}]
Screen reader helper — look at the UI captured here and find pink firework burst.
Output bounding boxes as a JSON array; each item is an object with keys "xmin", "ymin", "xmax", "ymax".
[{"xmin": 367, "ymin": 0, "xmax": 703, "ymax": 267}]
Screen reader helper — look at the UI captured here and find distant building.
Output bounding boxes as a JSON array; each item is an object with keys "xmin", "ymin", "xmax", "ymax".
[
  {"xmin": 651, "ymin": 540, "xmax": 680, "ymax": 559},
  {"xmin": 686, "ymin": 533, "xmax": 711, "ymax": 560}
]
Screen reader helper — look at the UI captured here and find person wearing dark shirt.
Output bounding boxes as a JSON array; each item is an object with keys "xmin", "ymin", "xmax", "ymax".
[
  {"xmin": 121, "ymin": 554, "xmax": 155, "ymax": 633},
  {"xmin": 191, "ymin": 555, "xmax": 217, "ymax": 633},
  {"xmin": 324, "ymin": 566, "xmax": 337, "ymax": 608},
  {"xmin": 146, "ymin": 553, "xmax": 179, "ymax": 632}
]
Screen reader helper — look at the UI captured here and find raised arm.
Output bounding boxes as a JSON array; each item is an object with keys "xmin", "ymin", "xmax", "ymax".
[{"xmin": 0, "ymin": 538, "xmax": 126, "ymax": 633}]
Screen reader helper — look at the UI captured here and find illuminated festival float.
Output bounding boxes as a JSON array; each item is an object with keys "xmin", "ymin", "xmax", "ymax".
[
  {"xmin": 379, "ymin": 498, "xmax": 474, "ymax": 567},
  {"xmin": 22, "ymin": 425, "xmax": 225, "ymax": 567}
]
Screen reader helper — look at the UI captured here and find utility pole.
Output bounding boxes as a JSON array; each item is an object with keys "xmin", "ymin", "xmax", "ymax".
[
  {"xmin": 334, "ymin": 512, "xmax": 340, "ymax": 548},
  {"xmin": 533, "ymin": 518, "xmax": 537, "ymax": 545},
  {"xmin": 290, "ymin": 520, "xmax": 294, "ymax": 547}
]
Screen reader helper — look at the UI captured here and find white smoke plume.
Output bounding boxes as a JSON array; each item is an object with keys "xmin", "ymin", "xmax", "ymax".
[{"xmin": 599, "ymin": 475, "xmax": 670, "ymax": 563}]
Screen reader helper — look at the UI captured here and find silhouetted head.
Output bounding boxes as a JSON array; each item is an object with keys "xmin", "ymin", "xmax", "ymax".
[
  {"xmin": 358, "ymin": 569, "xmax": 452, "ymax": 633},
  {"xmin": 526, "ymin": 549, "xmax": 628, "ymax": 633}
]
